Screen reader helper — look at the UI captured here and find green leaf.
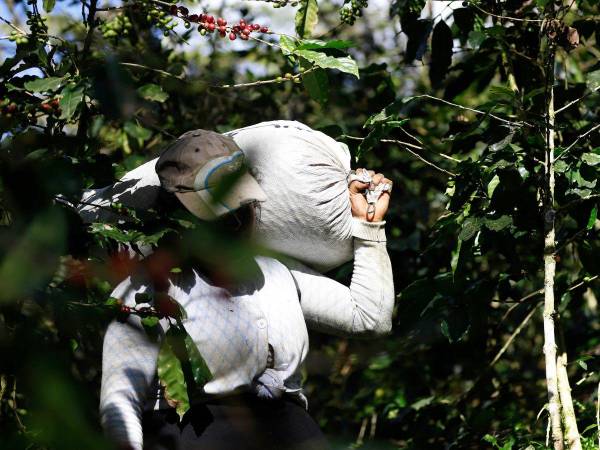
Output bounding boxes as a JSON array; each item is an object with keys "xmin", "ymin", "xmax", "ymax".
[
  {"xmin": 141, "ymin": 316, "xmax": 160, "ymax": 328},
  {"xmin": 357, "ymin": 120, "xmax": 409, "ymax": 158},
  {"xmin": 458, "ymin": 217, "xmax": 481, "ymax": 241},
  {"xmin": 295, "ymin": 49, "xmax": 359, "ymax": 78},
  {"xmin": 487, "ymin": 174, "xmax": 500, "ymax": 198},
  {"xmin": 587, "ymin": 206, "xmax": 597, "ymax": 230},
  {"xmin": 279, "ymin": 35, "xmax": 297, "ymax": 56},
  {"xmin": 124, "ymin": 121, "xmax": 153, "ymax": 141},
  {"xmin": 138, "ymin": 83, "xmax": 169, "ymax": 102},
  {"xmin": 295, "ymin": 0, "xmax": 319, "ymax": 39},
  {"xmin": 157, "ymin": 340, "xmax": 190, "ymax": 419},
  {"xmin": 468, "ymin": 30, "xmax": 485, "ymax": 48},
  {"xmin": 184, "ymin": 334, "xmax": 212, "ymax": 387},
  {"xmin": 59, "ymin": 83, "xmax": 85, "ymax": 120},
  {"xmin": 105, "ymin": 297, "xmax": 121, "ymax": 307},
  {"xmin": 43, "ymin": 0, "xmax": 56, "ymax": 12},
  {"xmin": 410, "ymin": 396, "xmax": 434, "ymax": 411},
  {"xmin": 302, "ymin": 68, "xmax": 329, "ymax": 105},
  {"xmin": 586, "ymin": 69, "xmax": 600, "ymax": 91},
  {"xmin": 484, "ymin": 215, "xmax": 512, "ymax": 231},
  {"xmin": 296, "ymin": 39, "xmax": 354, "ymax": 50},
  {"xmin": 24, "ymin": 76, "xmax": 65, "ymax": 92},
  {"xmin": 581, "ymin": 152, "xmax": 600, "ymax": 166},
  {"xmin": 450, "ymin": 239, "xmax": 462, "ymax": 276},
  {"xmin": 555, "ymin": 160, "xmax": 569, "ymax": 173}
]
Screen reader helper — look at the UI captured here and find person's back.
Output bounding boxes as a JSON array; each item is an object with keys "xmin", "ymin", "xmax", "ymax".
[{"xmin": 97, "ymin": 128, "xmax": 395, "ymax": 450}]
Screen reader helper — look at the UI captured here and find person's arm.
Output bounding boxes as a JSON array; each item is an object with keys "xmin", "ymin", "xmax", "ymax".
[
  {"xmin": 288, "ymin": 169, "xmax": 395, "ymax": 337},
  {"xmin": 99, "ymin": 273, "xmax": 166, "ymax": 450}
]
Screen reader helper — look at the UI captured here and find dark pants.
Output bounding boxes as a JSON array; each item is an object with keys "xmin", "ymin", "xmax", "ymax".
[{"xmin": 142, "ymin": 395, "xmax": 329, "ymax": 450}]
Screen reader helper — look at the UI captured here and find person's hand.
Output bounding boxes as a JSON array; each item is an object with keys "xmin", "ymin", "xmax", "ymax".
[{"xmin": 349, "ymin": 168, "xmax": 392, "ymax": 222}]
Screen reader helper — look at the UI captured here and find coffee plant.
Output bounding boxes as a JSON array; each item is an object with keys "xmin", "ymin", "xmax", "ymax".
[{"xmin": 1, "ymin": 0, "xmax": 600, "ymax": 449}]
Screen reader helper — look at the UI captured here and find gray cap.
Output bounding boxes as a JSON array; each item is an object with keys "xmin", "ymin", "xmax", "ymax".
[{"xmin": 156, "ymin": 129, "xmax": 266, "ymax": 220}]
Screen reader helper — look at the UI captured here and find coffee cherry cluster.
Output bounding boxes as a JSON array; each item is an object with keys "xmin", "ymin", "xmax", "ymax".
[
  {"xmin": 276, "ymin": 72, "xmax": 301, "ymax": 83},
  {"xmin": 167, "ymin": 6, "xmax": 269, "ymax": 40},
  {"xmin": 0, "ymin": 100, "xmax": 18, "ymax": 118},
  {"xmin": 100, "ymin": 13, "xmax": 133, "ymax": 41},
  {"xmin": 40, "ymin": 98, "xmax": 61, "ymax": 117},
  {"xmin": 269, "ymin": 0, "xmax": 299, "ymax": 8},
  {"xmin": 339, "ymin": 0, "xmax": 368, "ymax": 25},
  {"xmin": 7, "ymin": 31, "xmax": 29, "ymax": 45}
]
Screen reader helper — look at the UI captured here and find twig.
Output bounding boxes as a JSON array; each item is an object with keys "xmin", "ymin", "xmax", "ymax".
[
  {"xmin": 0, "ymin": 15, "xmax": 27, "ymax": 35},
  {"xmin": 555, "ymin": 85, "xmax": 600, "ymax": 115},
  {"xmin": 339, "ymin": 135, "xmax": 456, "ymax": 176},
  {"xmin": 556, "ymin": 194, "xmax": 600, "ymax": 214},
  {"xmin": 554, "ymin": 227, "xmax": 589, "ymax": 255},
  {"xmin": 467, "ymin": 1, "xmax": 544, "ymax": 22},
  {"xmin": 410, "ymin": 94, "xmax": 529, "ymax": 128},
  {"xmin": 557, "ymin": 123, "xmax": 600, "ymax": 160},
  {"xmin": 119, "ymin": 62, "xmax": 185, "ymax": 80},
  {"xmin": 597, "ymin": 382, "xmax": 599, "ymax": 450},
  {"xmin": 490, "ymin": 303, "xmax": 540, "ymax": 367}
]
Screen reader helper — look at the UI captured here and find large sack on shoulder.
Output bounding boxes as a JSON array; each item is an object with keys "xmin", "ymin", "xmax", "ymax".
[
  {"xmin": 78, "ymin": 120, "xmax": 354, "ymax": 272},
  {"xmin": 224, "ymin": 121, "xmax": 353, "ymax": 272}
]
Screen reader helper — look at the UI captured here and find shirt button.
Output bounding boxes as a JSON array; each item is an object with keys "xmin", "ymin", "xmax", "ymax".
[{"xmin": 257, "ymin": 319, "xmax": 267, "ymax": 329}]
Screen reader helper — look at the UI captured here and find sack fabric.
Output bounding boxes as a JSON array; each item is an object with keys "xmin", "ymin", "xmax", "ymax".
[{"xmin": 78, "ymin": 120, "xmax": 354, "ymax": 272}]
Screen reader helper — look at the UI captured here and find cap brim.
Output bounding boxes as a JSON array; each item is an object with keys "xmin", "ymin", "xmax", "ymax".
[{"xmin": 175, "ymin": 172, "xmax": 267, "ymax": 220}]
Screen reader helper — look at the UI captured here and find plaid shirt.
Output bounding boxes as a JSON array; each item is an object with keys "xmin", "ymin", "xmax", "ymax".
[{"xmin": 99, "ymin": 219, "xmax": 393, "ymax": 450}]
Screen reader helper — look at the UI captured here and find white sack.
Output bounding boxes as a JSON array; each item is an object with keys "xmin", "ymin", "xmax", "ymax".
[{"xmin": 78, "ymin": 120, "xmax": 354, "ymax": 272}]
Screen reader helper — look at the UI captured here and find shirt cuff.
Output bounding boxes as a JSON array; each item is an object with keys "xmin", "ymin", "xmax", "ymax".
[{"xmin": 351, "ymin": 218, "xmax": 387, "ymax": 242}]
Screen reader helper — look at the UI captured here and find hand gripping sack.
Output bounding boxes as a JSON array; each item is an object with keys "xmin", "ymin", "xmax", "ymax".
[{"xmin": 77, "ymin": 120, "xmax": 354, "ymax": 272}]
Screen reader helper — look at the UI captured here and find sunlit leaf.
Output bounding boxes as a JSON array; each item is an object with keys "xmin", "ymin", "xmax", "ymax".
[
  {"xmin": 24, "ymin": 76, "xmax": 65, "ymax": 92},
  {"xmin": 157, "ymin": 339, "xmax": 190, "ymax": 419},
  {"xmin": 295, "ymin": 49, "xmax": 359, "ymax": 78},
  {"xmin": 586, "ymin": 206, "xmax": 597, "ymax": 230},
  {"xmin": 59, "ymin": 83, "xmax": 85, "ymax": 120},
  {"xmin": 295, "ymin": 0, "xmax": 319, "ymax": 39},
  {"xmin": 138, "ymin": 83, "xmax": 169, "ymax": 102}
]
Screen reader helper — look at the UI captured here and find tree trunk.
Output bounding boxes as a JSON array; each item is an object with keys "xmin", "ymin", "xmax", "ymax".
[
  {"xmin": 557, "ymin": 343, "xmax": 582, "ymax": 450},
  {"xmin": 543, "ymin": 37, "xmax": 564, "ymax": 450}
]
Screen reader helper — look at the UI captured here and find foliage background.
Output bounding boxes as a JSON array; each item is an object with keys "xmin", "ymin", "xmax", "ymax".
[{"xmin": 1, "ymin": 0, "xmax": 599, "ymax": 449}]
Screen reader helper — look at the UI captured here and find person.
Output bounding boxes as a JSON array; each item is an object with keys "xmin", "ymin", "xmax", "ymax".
[{"xmin": 98, "ymin": 129, "xmax": 394, "ymax": 450}]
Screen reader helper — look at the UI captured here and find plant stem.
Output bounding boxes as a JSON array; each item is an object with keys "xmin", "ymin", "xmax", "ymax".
[
  {"xmin": 557, "ymin": 324, "xmax": 582, "ymax": 450},
  {"xmin": 542, "ymin": 18, "xmax": 564, "ymax": 449}
]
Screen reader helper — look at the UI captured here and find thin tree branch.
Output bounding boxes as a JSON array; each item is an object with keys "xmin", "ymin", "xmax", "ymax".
[
  {"xmin": 467, "ymin": 1, "xmax": 544, "ymax": 22},
  {"xmin": 557, "ymin": 123, "xmax": 600, "ymax": 160},
  {"xmin": 490, "ymin": 304, "xmax": 540, "ymax": 367},
  {"xmin": 410, "ymin": 94, "xmax": 530, "ymax": 128},
  {"xmin": 555, "ymin": 86, "xmax": 600, "ymax": 115},
  {"xmin": 339, "ymin": 135, "xmax": 456, "ymax": 176},
  {"xmin": 119, "ymin": 62, "xmax": 185, "ymax": 80}
]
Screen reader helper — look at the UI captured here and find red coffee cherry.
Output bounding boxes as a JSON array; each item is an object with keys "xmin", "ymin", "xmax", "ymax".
[
  {"xmin": 229, "ymin": 32, "xmax": 236, "ymax": 40},
  {"xmin": 169, "ymin": 5, "xmax": 178, "ymax": 15},
  {"xmin": 206, "ymin": 15, "xmax": 214, "ymax": 23},
  {"xmin": 217, "ymin": 17, "xmax": 226, "ymax": 26},
  {"xmin": 207, "ymin": 22, "xmax": 215, "ymax": 31},
  {"xmin": 252, "ymin": 24, "xmax": 260, "ymax": 30},
  {"xmin": 188, "ymin": 14, "xmax": 198, "ymax": 22},
  {"xmin": 260, "ymin": 26, "xmax": 269, "ymax": 33}
]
